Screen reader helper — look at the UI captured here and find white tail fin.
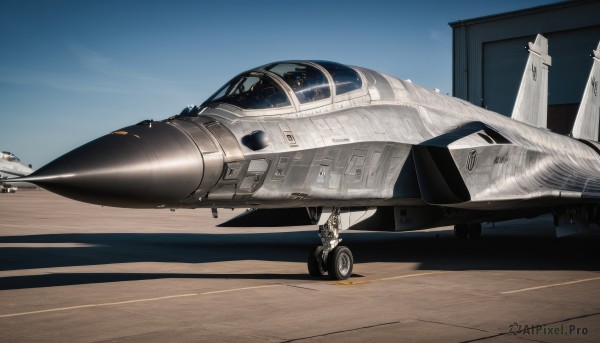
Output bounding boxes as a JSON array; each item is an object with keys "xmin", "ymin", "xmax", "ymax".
[
  {"xmin": 511, "ymin": 34, "xmax": 552, "ymax": 128},
  {"xmin": 571, "ymin": 42, "xmax": 600, "ymax": 141}
]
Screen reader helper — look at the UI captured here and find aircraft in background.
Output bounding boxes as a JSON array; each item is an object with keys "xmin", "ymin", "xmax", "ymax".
[
  {"xmin": 9, "ymin": 35, "xmax": 600, "ymax": 280},
  {"xmin": 1, "ymin": 151, "xmax": 33, "ymax": 193}
]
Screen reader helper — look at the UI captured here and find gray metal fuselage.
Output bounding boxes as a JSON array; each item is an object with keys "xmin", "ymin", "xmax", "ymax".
[
  {"xmin": 0, "ymin": 152, "xmax": 33, "ymax": 191},
  {"xmin": 11, "ymin": 54, "xmax": 600, "ymax": 280},
  {"xmin": 171, "ymin": 68, "xmax": 600, "ymax": 218},
  {"xmin": 13, "ymin": 62, "xmax": 600, "ymax": 231}
]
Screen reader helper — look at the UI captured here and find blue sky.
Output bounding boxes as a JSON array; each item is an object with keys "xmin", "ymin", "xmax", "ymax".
[{"xmin": 0, "ymin": 0, "xmax": 556, "ymax": 169}]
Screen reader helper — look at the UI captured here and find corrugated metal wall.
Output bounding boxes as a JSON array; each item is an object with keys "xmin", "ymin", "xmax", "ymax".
[
  {"xmin": 480, "ymin": 27, "xmax": 600, "ymax": 118},
  {"xmin": 451, "ymin": 0, "xmax": 600, "ymax": 121}
]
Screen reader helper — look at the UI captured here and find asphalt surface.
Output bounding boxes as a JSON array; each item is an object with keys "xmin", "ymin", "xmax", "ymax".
[{"xmin": 1, "ymin": 190, "xmax": 599, "ymax": 342}]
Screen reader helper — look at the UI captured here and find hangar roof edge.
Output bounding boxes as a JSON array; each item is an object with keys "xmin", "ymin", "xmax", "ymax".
[{"xmin": 448, "ymin": 0, "xmax": 593, "ymax": 28}]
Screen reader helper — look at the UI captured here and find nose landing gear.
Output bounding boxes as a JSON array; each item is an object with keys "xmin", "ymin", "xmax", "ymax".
[{"xmin": 307, "ymin": 207, "xmax": 354, "ymax": 280}]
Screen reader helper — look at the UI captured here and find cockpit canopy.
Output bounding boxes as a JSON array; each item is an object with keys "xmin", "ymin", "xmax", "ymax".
[
  {"xmin": 265, "ymin": 62, "xmax": 332, "ymax": 104},
  {"xmin": 203, "ymin": 72, "xmax": 290, "ymax": 110},
  {"xmin": 200, "ymin": 61, "xmax": 363, "ymax": 111},
  {"xmin": 1, "ymin": 151, "xmax": 20, "ymax": 163}
]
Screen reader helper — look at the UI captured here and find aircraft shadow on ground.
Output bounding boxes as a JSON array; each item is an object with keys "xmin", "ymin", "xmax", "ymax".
[{"xmin": 0, "ymin": 228, "xmax": 599, "ymax": 289}]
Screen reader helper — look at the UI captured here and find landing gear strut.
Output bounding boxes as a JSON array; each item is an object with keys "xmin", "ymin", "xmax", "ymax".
[
  {"xmin": 307, "ymin": 207, "xmax": 354, "ymax": 280},
  {"xmin": 454, "ymin": 222, "xmax": 482, "ymax": 239}
]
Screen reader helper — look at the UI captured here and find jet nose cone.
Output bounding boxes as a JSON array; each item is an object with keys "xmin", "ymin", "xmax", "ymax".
[{"xmin": 29, "ymin": 121, "xmax": 203, "ymax": 207}]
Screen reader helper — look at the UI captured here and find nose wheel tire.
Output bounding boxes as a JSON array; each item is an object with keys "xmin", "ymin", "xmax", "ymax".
[
  {"xmin": 307, "ymin": 246, "xmax": 327, "ymax": 277},
  {"xmin": 327, "ymin": 246, "xmax": 353, "ymax": 280}
]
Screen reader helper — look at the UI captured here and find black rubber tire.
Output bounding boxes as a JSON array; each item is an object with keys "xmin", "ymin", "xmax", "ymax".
[
  {"xmin": 454, "ymin": 224, "xmax": 468, "ymax": 239},
  {"xmin": 468, "ymin": 223, "xmax": 482, "ymax": 239},
  {"xmin": 327, "ymin": 246, "xmax": 353, "ymax": 280},
  {"xmin": 307, "ymin": 246, "xmax": 327, "ymax": 277}
]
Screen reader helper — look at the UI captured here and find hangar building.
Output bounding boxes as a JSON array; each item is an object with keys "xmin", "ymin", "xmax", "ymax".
[{"xmin": 449, "ymin": 0, "xmax": 600, "ymax": 134}]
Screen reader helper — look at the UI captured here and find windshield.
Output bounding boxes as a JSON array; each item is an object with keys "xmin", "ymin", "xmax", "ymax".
[
  {"xmin": 314, "ymin": 61, "xmax": 362, "ymax": 95},
  {"xmin": 203, "ymin": 73, "xmax": 290, "ymax": 109},
  {"xmin": 1, "ymin": 151, "xmax": 19, "ymax": 162},
  {"xmin": 265, "ymin": 63, "xmax": 330, "ymax": 104}
]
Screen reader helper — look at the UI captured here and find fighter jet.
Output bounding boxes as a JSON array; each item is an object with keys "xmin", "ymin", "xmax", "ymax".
[
  {"xmin": 1, "ymin": 151, "xmax": 33, "ymax": 193},
  {"xmin": 9, "ymin": 35, "xmax": 600, "ymax": 280}
]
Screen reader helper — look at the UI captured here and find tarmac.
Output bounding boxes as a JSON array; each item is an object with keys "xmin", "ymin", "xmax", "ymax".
[{"xmin": 1, "ymin": 189, "xmax": 599, "ymax": 342}]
